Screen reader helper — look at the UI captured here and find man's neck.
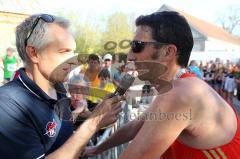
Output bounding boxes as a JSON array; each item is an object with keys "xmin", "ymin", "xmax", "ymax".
[
  {"xmin": 25, "ymin": 66, "xmax": 57, "ymax": 100},
  {"xmin": 161, "ymin": 64, "xmax": 181, "ymax": 81}
]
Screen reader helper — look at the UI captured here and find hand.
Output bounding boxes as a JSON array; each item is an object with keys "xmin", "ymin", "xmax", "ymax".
[
  {"xmin": 72, "ymin": 101, "xmax": 89, "ymax": 121},
  {"xmin": 90, "ymin": 95, "xmax": 123, "ymax": 130},
  {"xmin": 81, "ymin": 146, "xmax": 100, "ymax": 157}
]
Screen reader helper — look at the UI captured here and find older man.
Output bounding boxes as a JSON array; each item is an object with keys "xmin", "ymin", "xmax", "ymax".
[
  {"xmin": 0, "ymin": 14, "xmax": 123, "ymax": 159},
  {"xmin": 84, "ymin": 11, "xmax": 240, "ymax": 159}
]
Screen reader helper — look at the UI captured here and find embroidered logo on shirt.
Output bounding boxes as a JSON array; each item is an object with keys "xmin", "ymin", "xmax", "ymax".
[{"xmin": 44, "ymin": 119, "xmax": 57, "ymax": 137}]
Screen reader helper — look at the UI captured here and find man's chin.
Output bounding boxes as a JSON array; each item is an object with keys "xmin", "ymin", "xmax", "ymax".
[{"xmin": 49, "ymin": 70, "xmax": 69, "ymax": 83}]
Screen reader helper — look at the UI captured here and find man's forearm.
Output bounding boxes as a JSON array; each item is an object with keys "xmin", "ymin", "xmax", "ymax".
[
  {"xmin": 46, "ymin": 118, "xmax": 98, "ymax": 159},
  {"xmin": 97, "ymin": 119, "xmax": 144, "ymax": 153}
]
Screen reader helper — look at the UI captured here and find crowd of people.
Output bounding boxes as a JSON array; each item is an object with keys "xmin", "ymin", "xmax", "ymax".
[
  {"xmin": 188, "ymin": 59, "xmax": 240, "ymax": 105},
  {"xmin": 2, "ymin": 47, "xmax": 238, "ymax": 108}
]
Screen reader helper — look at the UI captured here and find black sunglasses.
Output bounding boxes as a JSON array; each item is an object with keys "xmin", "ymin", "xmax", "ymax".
[
  {"xmin": 25, "ymin": 14, "xmax": 55, "ymax": 47},
  {"xmin": 130, "ymin": 40, "xmax": 169, "ymax": 54}
]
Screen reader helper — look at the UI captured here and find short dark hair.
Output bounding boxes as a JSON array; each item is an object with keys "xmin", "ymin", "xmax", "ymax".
[
  {"xmin": 135, "ymin": 11, "xmax": 193, "ymax": 67},
  {"xmin": 98, "ymin": 68, "xmax": 111, "ymax": 79},
  {"xmin": 88, "ymin": 54, "xmax": 100, "ymax": 62}
]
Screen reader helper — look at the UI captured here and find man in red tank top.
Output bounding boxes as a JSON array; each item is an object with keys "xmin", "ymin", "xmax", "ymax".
[{"xmin": 83, "ymin": 11, "xmax": 240, "ymax": 159}]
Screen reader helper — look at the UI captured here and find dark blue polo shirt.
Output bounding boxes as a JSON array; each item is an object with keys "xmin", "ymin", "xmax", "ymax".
[{"xmin": 0, "ymin": 68, "xmax": 73, "ymax": 159}]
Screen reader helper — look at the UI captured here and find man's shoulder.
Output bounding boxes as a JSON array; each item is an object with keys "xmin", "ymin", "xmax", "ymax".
[
  {"xmin": 153, "ymin": 77, "xmax": 205, "ymax": 111},
  {"xmin": 0, "ymin": 79, "xmax": 29, "ymax": 101},
  {"xmin": 0, "ymin": 81, "xmax": 29, "ymax": 117},
  {"xmin": 174, "ymin": 77, "xmax": 205, "ymax": 94},
  {"xmin": 0, "ymin": 78, "xmax": 22, "ymax": 90}
]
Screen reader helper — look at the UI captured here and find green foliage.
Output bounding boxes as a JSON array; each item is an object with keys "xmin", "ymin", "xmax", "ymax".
[
  {"xmin": 100, "ymin": 12, "xmax": 134, "ymax": 54},
  {"xmin": 56, "ymin": 11, "xmax": 135, "ymax": 56}
]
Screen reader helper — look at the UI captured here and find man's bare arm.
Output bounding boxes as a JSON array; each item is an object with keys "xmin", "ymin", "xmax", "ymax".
[
  {"xmin": 118, "ymin": 90, "xmax": 192, "ymax": 159},
  {"xmin": 82, "ymin": 110, "xmax": 153, "ymax": 156},
  {"xmin": 96, "ymin": 119, "xmax": 144, "ymax": 153}
]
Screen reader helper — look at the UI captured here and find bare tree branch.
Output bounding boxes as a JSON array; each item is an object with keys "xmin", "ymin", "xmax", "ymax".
[{"xmin": 217, "ymin": 6, "xmax": 240, "ymax": 35}]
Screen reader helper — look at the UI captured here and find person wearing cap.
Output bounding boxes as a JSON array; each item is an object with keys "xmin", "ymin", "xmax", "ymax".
[
  {"xmin": 0, "ymin": 14, "xmax": 123, "ymax": 159},
  {"xmin": 103, "ymin": 53, "xmax": 121, "ymax": 86}
]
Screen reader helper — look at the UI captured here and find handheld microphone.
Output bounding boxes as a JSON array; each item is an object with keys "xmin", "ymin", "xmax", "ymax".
[{"xmin": 109, "ymin": 73, "xmax": 135, "ymax": 98}]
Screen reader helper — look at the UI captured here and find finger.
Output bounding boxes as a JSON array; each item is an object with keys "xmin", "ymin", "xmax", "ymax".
[
  {"xmin": 81, "ymin": 150, "xmax": 91, "ymax": 157},
  {"xmin": 112, "ymin": 106, "xmax": 122, "ymax": 114},
  {"xmin": 102, "ymin": 93, "xmax": 114, "ymax": 100},
  {"xmin": 109, "ymin": 95, "xmax": 124, "ymax": 104},
  {"xmin": 112, "ymin": 104, "xmax": 123, "ymax": 114},
  {"xmin": 112, "ymin": 102, "xmax": 122, "ymax": 109}
]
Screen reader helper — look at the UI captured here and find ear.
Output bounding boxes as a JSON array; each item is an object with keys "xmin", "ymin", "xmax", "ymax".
[
  {"xmin": 165, "ymin": 45, "xmax": 177, "ymax": 60},
  {"xmin": 25, "ymin": 46, "xmax": 39, "ymax": 64}
]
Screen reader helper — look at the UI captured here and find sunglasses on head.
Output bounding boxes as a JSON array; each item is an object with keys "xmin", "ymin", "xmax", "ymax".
[
  {"xmin": 130, "ymin": 40, "xmax": 169, "ymax": 54},
  {"xmin": 25, "ymin": 14, "xmax": 55, "ymax": 47}
]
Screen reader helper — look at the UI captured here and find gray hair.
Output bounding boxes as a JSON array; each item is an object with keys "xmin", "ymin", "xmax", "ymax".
[
  {"xmin": 15, "ymin": 14, "xmax": 70, "ymax": 64},
  {"xmin": 67, "ymin": 73, "xmax": 89, "ymax": 86}
]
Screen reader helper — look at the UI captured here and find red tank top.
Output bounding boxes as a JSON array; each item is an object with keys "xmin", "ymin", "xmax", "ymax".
[{"xmin": 162, "ymin": 73, "xmax": 240, "ymax": 159}]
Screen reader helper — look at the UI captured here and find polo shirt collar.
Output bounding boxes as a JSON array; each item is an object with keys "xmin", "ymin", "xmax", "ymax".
[{"xmin": 18, "ymin": 68, "xmax": 65, "ymax": 104}]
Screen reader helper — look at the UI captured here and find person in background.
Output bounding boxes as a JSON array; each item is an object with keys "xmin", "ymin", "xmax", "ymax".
[
  {"xmin": 214, "ymin": 67, "xmax": 224, "ymax": 95},
  {"xmin": 188, "ymin": 60, "xmax": 203, "ymax": 79},
  {"xmin": 221, "ymin": 67, "xmax": 229, "ymax": 100},
  {"xmin": 203, "ymin": 62, "xmax": 214, "ymax": 86},
  {"xmin": 97, "ymin": 69, "xmax": 116, "ymax": 135},
  {"xmin": 234, "ymin": 61, "xmax": 240, "ymax": 101},
  {"xmin": 82, "ymin": 68, "xmax": 116, "ymax": 108},
  {"xmin": 139, "ymin": 84, "xmax": 154, "ymax": 105},
  {"xmin": 0, "ymin": 47, "xmax": 19, "ymax": 82},
  {"xmin": 224, "ymin": 71, "xmax": 236, "ymax": 105},
  {"xmin": 103, "ymin": 53, "xmax": 121, "ymax": 86},
  {"xmin": 226, "ymin": 59, "xmax": 232, "ymax": 71},
  {"xmin": 210, "ymin": 63, "xmax": 217, "ymax": 87},
  {"xmin": 67, "ymin": 73, "xmax": 91, "ymax": 120},
  {"xmin": 199, "ymin": 60, "xmax": 203, "ymax": 72},
  {"xmin": 98, "ymin": 68, "xmax": 116, "ymax": 96},
  {"xmin": 61, "ymin": 73, "xmax": 92, "ymax": 131},
  {"xmin": 82, "ymin": 54, "xmax": 101, "ymax": 111},
  {"xmin": 119, "ymin": 64, "xmax": 127, "ymax": 79}
]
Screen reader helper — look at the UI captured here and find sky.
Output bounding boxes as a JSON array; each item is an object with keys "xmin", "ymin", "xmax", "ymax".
[{"xmin": 41, "ymin": 0, "xmax": 240, "ymax": 26}]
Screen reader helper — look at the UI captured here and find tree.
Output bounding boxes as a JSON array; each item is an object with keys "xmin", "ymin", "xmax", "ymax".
[
  {"xmin": 74, "ymin": 23, "xmax": 103, "ymax": 54},
  {"xmin": 56, "ymin": 11, "xmax": 135, "ymax": 55},
  {"xmin": 100, "ymin": 12, "xmax": 135, "ymax": 55},
  {"xmin": 56, "ymin": 11, "xmax": 104, "ymax": 54},
  {"xmin": 218, "ymin": 6, "xmax": 240, "ymax": 36}
]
